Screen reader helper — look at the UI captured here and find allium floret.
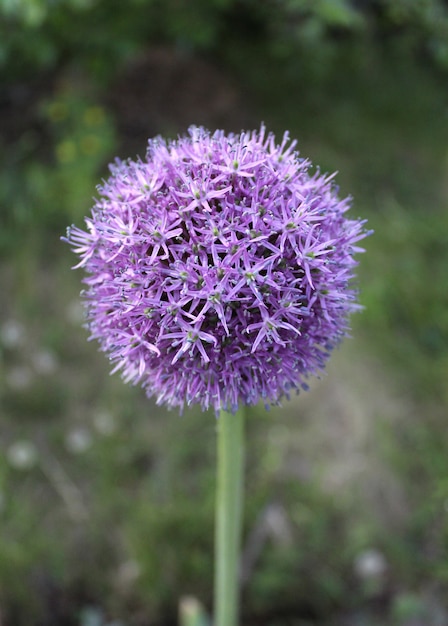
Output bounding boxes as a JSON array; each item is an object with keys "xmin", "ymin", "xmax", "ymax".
[{"xmin": 66, "ymin": 126, "xmax": 369, "ymax": 414}]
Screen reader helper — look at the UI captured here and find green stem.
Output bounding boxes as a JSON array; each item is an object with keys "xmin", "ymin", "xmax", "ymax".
[{"xmin": 214, "ymin": 407, "xmax": 245, "ymax": 626}]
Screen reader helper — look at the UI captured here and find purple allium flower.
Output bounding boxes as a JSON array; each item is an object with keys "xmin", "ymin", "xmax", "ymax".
[{"xmin": 65, "ymin": 126, "xmax": 369, "ymax": 414}]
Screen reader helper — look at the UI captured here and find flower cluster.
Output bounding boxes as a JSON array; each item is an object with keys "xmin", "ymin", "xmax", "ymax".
[{"xmin": 66, "ymin": 126, "xmax": 368, "ymax": 414}]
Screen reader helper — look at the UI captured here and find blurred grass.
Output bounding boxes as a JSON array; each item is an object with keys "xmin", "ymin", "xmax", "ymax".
[{"xmin": 1, "ymin": 5, "xmax": 448, "ymax": 624}]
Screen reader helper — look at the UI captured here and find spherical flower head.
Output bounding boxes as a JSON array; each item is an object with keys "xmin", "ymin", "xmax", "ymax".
[{"xmin": 65, "ymin": 126, "xmax": 369, "ymax": 415}]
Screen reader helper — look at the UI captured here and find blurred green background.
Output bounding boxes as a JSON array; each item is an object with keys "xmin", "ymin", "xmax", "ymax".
[{"xmin": 1, "ymin": 1, "xmax": 448, "ymax": 624}]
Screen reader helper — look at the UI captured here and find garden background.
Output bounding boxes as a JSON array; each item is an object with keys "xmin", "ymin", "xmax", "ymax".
[{"xmin": 1, "ymin": 1, "xmax": 448, "ymax": 624}]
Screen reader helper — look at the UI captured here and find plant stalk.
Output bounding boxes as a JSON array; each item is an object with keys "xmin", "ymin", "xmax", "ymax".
[{"xmin": 214, "ymin": 407, "xmax": 245, "ymax": 626}]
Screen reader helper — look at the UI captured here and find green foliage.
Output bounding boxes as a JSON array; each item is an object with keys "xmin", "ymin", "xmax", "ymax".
[
  {"xmin": 360, "ymin": 200, "xmax": 448, "ymax": 399},
  {"xmin": 2, "ymin": 0, "xmax": 448, "ymax": 86},
  {"xmin": 0, "ymin": 83, "xmax": 115, "ymax": 255},
  {"xmin": 0, "ymin": 0, "xmax": 232, "ymax": 82},
  {"xmin": 127, "ymin": 501, "xmax": 214, "ymax": 614},
  {"xmin": 41, "ymin": 86, "xmax": 116, "ymax": 221},
  {"xmin": 246, "ymin": 486, "xmax": 354, "ymax": 617}
]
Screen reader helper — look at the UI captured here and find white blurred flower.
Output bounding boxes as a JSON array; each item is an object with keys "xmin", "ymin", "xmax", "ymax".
[
  {"xmin": 354, "ymin": 548, "xmax": 387, "ymax": 580},
  {"xmin": 93, "ymin": 410, "xmax": 117, "ymax": 436},
  {"xmin": 0, "ymin": 319, "xmax": 25, "ymax": 348},
  {"xmin": 6, "ymin": 366, "xmax": 33, "ymax": 390},
  {"xmin": 7, "ymin": 440, "xmax": 38, "ymax": 470},
  {"xmin": 66, "ymin": 300, "xmax": 84, "ymax": 325},
  {"xmin": 179, "ymin": 596, "xmax": 207, "ymax": 625},
  {"xmin": 65, "ymin": 428, "xmax": 92, "ymax": 454},
  {"xmin": 116, "ymin": 560, "xmax": 140, "ymax": 587},
  {"xmin": 32, "ymin": 349, "xmax": 58, "ymax": 375}
]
